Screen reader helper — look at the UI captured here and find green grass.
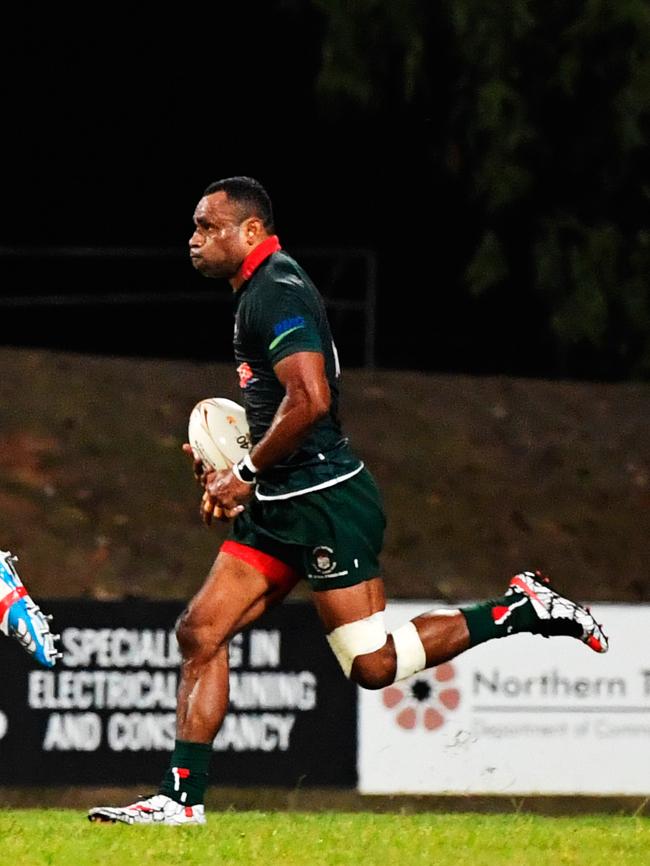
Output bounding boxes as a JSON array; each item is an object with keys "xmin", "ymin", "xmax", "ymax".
[{"xmin": 1, "ymin": 811, "xmax": 649, "ymax": 866}]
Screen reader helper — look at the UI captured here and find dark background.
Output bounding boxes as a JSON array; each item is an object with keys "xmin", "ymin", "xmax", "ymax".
[{"xmin": 1, "ymin": 5, "xmax": 648, "ymax": 380}]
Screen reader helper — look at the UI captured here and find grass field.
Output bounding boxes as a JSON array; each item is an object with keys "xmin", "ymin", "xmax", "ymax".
[{"xmin": 1, "ymin": 810, "xmax": 649, "ymax": 866}]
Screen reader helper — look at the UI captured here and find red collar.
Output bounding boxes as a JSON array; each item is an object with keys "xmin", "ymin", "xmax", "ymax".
[{"xmin": 237, "ymin": 235, "xmax": 282, "ymax": 283}]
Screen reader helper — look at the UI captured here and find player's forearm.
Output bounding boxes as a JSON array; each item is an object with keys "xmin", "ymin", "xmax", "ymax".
[{"xmin": 249, "ymin": 387, "xmax": 329, "ymax": 473}]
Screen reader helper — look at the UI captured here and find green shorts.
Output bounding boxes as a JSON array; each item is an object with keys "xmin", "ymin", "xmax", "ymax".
[{"xmin": 225, "ymin": 467, "xmax": 386, "ymax": 591}]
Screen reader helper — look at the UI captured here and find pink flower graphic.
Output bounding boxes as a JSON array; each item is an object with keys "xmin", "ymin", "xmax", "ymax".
[{"xmin": 381, "ymin": 662, "xmax": 460, "ymax": 730}]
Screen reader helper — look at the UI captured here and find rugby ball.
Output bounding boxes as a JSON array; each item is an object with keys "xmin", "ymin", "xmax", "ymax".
[{"xmin": 187, "ymin": 397, "xmax": 251, "ymax": 471}]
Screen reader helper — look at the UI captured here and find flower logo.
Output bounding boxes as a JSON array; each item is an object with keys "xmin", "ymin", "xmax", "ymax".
[{"xmin": 381, "ymin": 662, "xmax": 460, "ymax": 730}]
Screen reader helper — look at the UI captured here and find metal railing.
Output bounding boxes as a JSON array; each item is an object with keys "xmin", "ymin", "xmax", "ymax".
[{"xmin": 0, "ymin": 245, "xmax": 377, "ymax": 367}]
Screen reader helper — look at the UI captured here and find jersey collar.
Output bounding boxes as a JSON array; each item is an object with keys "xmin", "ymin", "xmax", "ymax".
[{"xmin": 236, "ymin": 235, "xmax": 282, "ymax": 284}]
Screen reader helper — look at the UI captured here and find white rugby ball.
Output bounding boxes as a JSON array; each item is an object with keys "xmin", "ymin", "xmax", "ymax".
[{"xmin": 187, "ymin": 397, "xmax": 251, "ymax": 471}]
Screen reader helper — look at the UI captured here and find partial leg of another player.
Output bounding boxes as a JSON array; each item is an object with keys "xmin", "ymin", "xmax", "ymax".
[
  {"xmin": 88, "ymin": 546, "xmax": 299, "ymax": 825},
  {"xmin": 315, "ymin": 570, "xmax": 608, "ymax": 691},
  {"xmin": 0, "ymin": 550, "xmax": 60, "ymax": 668}
]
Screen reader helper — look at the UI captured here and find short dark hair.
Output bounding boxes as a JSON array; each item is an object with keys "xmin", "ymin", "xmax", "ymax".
[{"xmin": 203, "ymin": 176, "xmax": 274, "ymax": 231}]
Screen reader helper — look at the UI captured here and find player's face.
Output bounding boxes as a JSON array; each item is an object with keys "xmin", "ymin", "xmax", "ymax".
[{"xmin": 189, "ymin": 192, "xmax": 249, "ymax": 279}]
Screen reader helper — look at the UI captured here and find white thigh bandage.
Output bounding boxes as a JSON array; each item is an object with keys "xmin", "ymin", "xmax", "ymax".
[
  {"xmin": 326, "ymin": 611, "xmax": 387, "ymax": 678},
  {"xmin": 391, "ymin": 621, "xmax": 427, "ymax": 682}
]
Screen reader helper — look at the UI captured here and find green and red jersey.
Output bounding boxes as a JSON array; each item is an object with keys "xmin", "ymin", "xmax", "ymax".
[{"xmin": 232, "ymin": 236, "xmax": 362, "ymax": 499}]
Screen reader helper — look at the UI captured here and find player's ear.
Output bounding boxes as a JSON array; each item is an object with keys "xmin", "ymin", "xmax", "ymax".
[{"xmin": 242, "ymin": 216, "xmax": 264, "ymax": 245}]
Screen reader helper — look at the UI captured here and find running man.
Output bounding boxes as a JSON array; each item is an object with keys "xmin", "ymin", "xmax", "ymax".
[{"xmin": 89, "ymin": 177, "xmax": 608, "ymax": 825}]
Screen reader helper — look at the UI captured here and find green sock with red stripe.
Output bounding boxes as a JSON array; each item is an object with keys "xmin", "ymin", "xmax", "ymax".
[
  {"xmin": 460, "ymin": 592, "xmax": 540, "ymax": 648},
  {"xmin": 159, "ymin": 739, "xmax": 212, "ymax": 806},
  {"xmin": 461, "ymin": 587, "xmax": 584, "ymax": 648}
]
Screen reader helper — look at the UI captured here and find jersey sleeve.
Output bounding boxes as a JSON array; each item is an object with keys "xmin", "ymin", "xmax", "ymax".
[{"xmin": 259, "ymin": 280, "xmax": 323, "ymax": 365}]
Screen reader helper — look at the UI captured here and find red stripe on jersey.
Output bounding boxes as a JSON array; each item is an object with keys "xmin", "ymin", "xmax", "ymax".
[{"xmin": 221, "ymin": 540, "xmax": 299, "ymax": 590}]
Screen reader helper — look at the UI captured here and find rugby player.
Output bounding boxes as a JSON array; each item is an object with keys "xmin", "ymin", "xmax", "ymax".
[{"xmin": 89, "ymin": 177, "xmax": 608, "ymax": 825}]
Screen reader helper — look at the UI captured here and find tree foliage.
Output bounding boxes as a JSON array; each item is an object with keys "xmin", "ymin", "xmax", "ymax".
[
  {"xmin": 313, "ymin": 0, "xmax": 427, "ymax": 109},
  {"xmin": 313, "ymin": 0, "xmax": 650, "ymax": 378}
]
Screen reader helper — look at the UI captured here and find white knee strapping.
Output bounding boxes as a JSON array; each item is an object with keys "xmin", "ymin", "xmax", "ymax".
[
  {"xmin": 392, "ymin": 621, "xmax": 427, "ymax": 682},
  {"xmin": 326, "ymin": 611, "xmax": 387, "ymax": 678}
]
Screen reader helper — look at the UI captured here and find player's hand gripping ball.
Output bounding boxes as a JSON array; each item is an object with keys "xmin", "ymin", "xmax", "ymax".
[{"xmin": 187, "ymin": 397, "xmax": 252, "ymax": 523}]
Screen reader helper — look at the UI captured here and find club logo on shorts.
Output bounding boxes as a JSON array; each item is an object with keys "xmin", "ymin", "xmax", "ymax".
[{"xmin": 312, "ymin": 545, "xmax": 336, "ymax": 574}]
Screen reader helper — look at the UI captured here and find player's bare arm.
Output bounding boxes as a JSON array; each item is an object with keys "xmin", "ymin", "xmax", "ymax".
[
  {"xmin": 250, "ymin": 351, "xmax": 330, "ymax": 468},
  {"xmin": 204, "ymin": 351, "xmax": 330, "ymax": 515}
]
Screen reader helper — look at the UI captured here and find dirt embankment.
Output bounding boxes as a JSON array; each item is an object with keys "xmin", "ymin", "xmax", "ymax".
[{"xmin": 0, "ymin": 348, "xmax": 647, "ymax": 603}]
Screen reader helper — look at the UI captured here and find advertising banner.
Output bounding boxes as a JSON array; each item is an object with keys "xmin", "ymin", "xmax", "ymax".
[
  {"xmin": 359, "ymin": 602, "xmax": 650, "ymax": 795},
  {"xmin": 0, "ymin": 600, "xmax": 356, "ymax": 787}
]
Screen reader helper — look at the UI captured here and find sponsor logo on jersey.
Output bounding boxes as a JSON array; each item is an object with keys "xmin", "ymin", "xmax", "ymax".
[
  {"xmin": 237, "ymin": 362, "xmax": 254, "ymax": 388},
  {"xmin": 269, "ymin": 316, "xmax": 306, "ymax": 351}
]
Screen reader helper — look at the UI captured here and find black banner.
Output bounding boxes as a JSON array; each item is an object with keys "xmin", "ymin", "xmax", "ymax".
[{"xmin": 0, "ymin": 600, "xmax": 356, "ymax": 787}]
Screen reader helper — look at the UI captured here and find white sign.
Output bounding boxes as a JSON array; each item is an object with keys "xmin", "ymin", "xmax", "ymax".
[{"xmin": 358, "ymin": 603, "xmax": 650, "ymax": 795}]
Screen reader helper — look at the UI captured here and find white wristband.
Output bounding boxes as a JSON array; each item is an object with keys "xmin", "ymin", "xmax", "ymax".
[{"xmin": 232, "ymin": 452, "xmax": 258, "ymax": 484}]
